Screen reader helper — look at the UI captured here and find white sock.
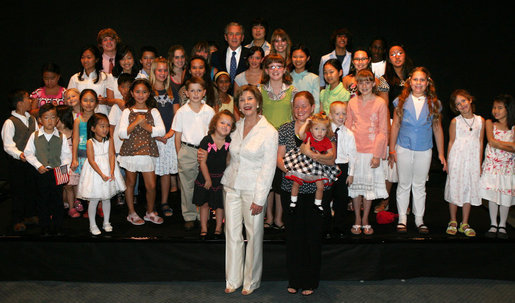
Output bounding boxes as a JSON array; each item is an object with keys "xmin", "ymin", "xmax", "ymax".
[
  {"xmin": 499, "ymin": 205, "xmax": 509, "ymax": 229},
  {"xmin": 102, "ymin": 199, "xmax": 111, "ymax": 225},
  {"xmin": 488, "ymin": 201, "xmax": 499, "ymax": 227},
  {"xmin": 290, "ymin": 196, "xmax": 298, "ymax": 208},
  {"xmin": 415, "ymin": 216, "xmax": 424, "ymax": 227},
  {"xmin": 88, "ymin": 200, "xmax": 99, "ymax": 228},
  {"xmin": 398, "ymin": 214, "xmax": 407, "ymax": 225},
  {"xmin": 315, "ymin": 199, "xmax": 323, "ymax": 210}
]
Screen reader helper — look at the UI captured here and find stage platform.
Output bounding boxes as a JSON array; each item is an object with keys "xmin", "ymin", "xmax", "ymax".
[{"xmin": 0, "ymin": 171, "xmax": 514, "ymax": 282}]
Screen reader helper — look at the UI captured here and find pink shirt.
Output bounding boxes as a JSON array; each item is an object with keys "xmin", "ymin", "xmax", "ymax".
[
  {"xmin": 30, "ymin": 87, "xmax": 66, "ymax": 107},
  {"xmin": 345, "ymin": 96, "xmax": 388, "ymax": 158}
]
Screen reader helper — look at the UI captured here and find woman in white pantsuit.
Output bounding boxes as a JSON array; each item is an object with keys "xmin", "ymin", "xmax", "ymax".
[
  {"xmin": 388, "ymin": 67, "xmax": 447, "ymax": 234},
  {"xmin": 221, "ymin": 85, "xmax": 278, "ymax": 295}
]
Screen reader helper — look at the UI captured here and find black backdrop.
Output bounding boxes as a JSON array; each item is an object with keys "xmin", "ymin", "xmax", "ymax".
[{"xmin": 1, "ymin": 1, "xmax": 514, "ymax": 177}]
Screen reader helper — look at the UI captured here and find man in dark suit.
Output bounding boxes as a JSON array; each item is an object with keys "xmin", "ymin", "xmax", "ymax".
[{"xmin": 211, "ymin": 22, "xmax": 250, "ymax": 87}]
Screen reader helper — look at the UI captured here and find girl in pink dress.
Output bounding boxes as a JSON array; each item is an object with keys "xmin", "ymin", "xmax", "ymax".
[{"xmin": 345, "ymin": 69, "xmax": 389, "ymax": 235}]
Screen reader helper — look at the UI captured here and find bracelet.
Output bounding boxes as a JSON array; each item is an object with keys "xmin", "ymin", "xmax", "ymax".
[{"xmin": 389, "ymin": 150, "xmax": 396, "ymax": 155}]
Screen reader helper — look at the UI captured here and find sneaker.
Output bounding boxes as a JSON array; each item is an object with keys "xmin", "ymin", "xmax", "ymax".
[
  {"xmin": 103, "ymin": 222, "xmax": 113, "ymax": 232},
  {"xmin": 68, "ymin": 208, "xmax": 80, "ymax": 218},
  {"xmin": 90, "ymin": 225, "xmax": 101, "ymax": 236}
]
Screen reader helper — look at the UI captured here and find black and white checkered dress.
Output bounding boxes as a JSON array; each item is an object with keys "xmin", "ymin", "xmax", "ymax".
[{"xmin": 283, "ymin": 147, "xmax": 341, "ymax": 185}]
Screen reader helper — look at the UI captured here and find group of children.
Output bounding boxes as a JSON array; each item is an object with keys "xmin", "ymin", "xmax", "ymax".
[
  {"xmin": 2, "ymin": 25, "xmax": 514, "ymax": 240},
  {"xmin": 283, "ymin": 67, "xmax": 514, "ymax": 238}
]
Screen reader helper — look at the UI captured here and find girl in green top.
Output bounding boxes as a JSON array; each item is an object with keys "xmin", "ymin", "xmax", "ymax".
[{"xmin": 320, "ymin": 58, "xmax": 350, "ymax": 114}]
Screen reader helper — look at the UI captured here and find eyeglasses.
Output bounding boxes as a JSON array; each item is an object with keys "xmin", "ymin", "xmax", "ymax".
[
  {"xmin": 268, "ymin": 65, "xmax": 284, "ymax": 70},
  {"xmin": 353, "ymin": 57, "xmax": 369, "ymax": 62}
]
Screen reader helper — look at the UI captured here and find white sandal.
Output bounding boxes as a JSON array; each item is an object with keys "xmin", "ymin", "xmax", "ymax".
[
  {"xmin": 144, "ymin": 212, "xmax": 164, "ymax": 224},
  {"xmin": 126, "ymin": 213, "xmax": 145, "ymax": 226}
]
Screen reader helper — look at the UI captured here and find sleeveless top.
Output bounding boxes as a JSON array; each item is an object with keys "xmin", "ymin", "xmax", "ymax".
[
  {"xmin": 261, "ymin": 85, "xmax": 294, "ymax": 129},
  {"xmin": 119, "ymin": 109, "xmax": 159, "ymax": 157},
  {"xmin": 78, "ymin": 117, "xmax": 88, "ymax": 157}
]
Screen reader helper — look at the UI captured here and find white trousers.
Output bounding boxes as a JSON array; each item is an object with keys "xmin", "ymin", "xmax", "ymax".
[
  {"xmin": 396, "ymin": 145, "xmax": 432, "ymax": 218},
  {"xmin": 224, "ymin": 187, "xmax": 265, "ymax": 291}
]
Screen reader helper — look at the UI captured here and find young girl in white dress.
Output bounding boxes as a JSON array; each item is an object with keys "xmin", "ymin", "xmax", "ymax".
[
  {"xmin": 444, "ymin": 89, "xmax": 485, "ymax": 237},
  {"xmin": 480, "ymin": 94, "xmax": 515, "ymax": 239},
  {"xmin": 77, "ymin": 113, "xmax": 126, "ymax": 235}
]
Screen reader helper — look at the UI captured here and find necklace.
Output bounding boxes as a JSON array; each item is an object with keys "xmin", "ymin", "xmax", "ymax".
[{"xmin": 462, "ymin": 115, "xmax": 475, "ymax": 131}]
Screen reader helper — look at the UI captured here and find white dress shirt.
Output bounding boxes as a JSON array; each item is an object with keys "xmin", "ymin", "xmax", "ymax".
[
  {"xmin": 332, "ymin": 122, "xmax": 357, "ymax": 176},
  {"xmin": 225, "ymin": 46, "xmax": 242, "ymax": 74},
  {"xmin": 67, "ymin": 70, "xmax": 110, "ymax": 115},
  {"xmin": 221, "ymin": 116, "xmax": 278, "ymax": 206},
  {"xmin": 1, "ymin": 111, "xmax": 34, "ymax": 159},
  {"xmin": 24, "ymin": 127, "xmax": 72, "ymax": 169},
  {"xmin": 118, "ymin": 108, "xmax": 165, "ymax": 139},
  {"xmin": 171, "ymin": 101, "xmax": 215, "ymax": 145}
]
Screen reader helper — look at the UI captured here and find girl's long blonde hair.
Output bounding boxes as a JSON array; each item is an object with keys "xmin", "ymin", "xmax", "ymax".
[{"xmin": 395, "ymin": 66, "xmax": 441, "ymax": 123}]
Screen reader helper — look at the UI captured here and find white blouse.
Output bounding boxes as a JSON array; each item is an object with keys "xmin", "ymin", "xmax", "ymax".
[
  {"xmin": 118, "ymin": 108, "xmax": 165, "ymax": 139},
  {"xmin": 67, "ymin": 70, "xmax": 111, "ymax": 115},
  {"xmin": 221, "ymin": 116, "xmax": 278, "ymax": 206}
]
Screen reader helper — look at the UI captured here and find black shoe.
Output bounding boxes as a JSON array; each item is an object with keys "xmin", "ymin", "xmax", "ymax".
[
  {"xmin": 213, "ymin": 232, "xmax": 224, "ymax": 240},
  {"xmin": 199, "ymin": 232, "xmax": 208, "ymax": 240},
  {"xmin": 485, "ymin": 225, "xmax": 497, "ymax": 239},
  {"xmin": 288, "ymin": 206, "xmax": 297, "ymax": 215},
  {"xmin": 313, "ymin": 204, "xmax": 324, "ymax": 216},
  {"xmin": 497, "ymin": 227, "xmax": 508, "ymax": 239}
]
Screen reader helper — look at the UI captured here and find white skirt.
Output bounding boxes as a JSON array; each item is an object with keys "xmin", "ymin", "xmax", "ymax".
[
  {"xmin": 118, "ymin": 155, "xmax": 157, "ymax": 173},
  {"xmin": 349, "ymin": 152, "xmax": 388, "ymax": 200},
  {"xmin": 155, "ymin": 136, "xmax": 178, "ymax": 176},
  {"xmin": 77, "ymin": 158, "xmax": 126, "ymax": 200}
]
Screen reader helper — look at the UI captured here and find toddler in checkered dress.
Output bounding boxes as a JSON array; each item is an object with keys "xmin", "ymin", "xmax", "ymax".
[{"xmin": 283, "ymin": 113, "xmax": 341, "ymax": 212}]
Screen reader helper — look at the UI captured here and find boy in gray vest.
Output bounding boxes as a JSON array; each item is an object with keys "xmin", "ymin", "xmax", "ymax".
[
  {"xmin": 24, "ymin": 103, "xmax": 72, "ymax": 235},
  {"xmin": 1, "ymin": 89, "xmax": 38, "ymax": 232}
]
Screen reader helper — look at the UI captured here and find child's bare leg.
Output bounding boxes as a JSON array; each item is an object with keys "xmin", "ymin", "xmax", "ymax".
[
  {"xmin": 215, "ymin": 208, "xmax": 224, "ymax": 233},
  {"xmin": 199, "ymin": 203, "xmax": 210, "ymax": 234},
  {"xmin": 265, "ymin": 191, "xmax": 274, "ymax": 225},
  {"xmin": 170, "ymin": 174, "xmax": 178, "ymax": 192},
  {"xmin": 362, "ymin": 198, "xmax": 372, "ymax": 226},
  {"xmin": 314, "ymin": 181, "xmax": 324, "ymax": 212},
  {"xmin": 449, "ymin": 203, "xmax": 458, "ymax": 223},
  {"xmin": 274, "ymin": 192, "xmax": 284, "ymax": 227},
  {"xmin": 353, "ymin": 196, "xmax": 363, "ymax": 226},
  {"xmin": 290, "ymin": 182, "xmax": 300, "ymax": 208},
  {"xmin": 160, "ymin": 174, "xmax": 171, "ymax": 205},
  {"xmin": 462, "ymin": 203, "xmax": 471, "ymax": 225},
  {"xmin": 141, "ymin": 171, "xmax": 156, "ymax": 214},
  {"xmin": 125, "ymin": 171, "xmax": 137, "ymax": 214}
]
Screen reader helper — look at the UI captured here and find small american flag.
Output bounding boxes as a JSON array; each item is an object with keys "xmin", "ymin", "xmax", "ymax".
[{"xmin": 53, "ymin": 165, "xmax": 69, "ymax": 185}]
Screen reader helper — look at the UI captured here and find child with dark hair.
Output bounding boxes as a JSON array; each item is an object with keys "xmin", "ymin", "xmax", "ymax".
[
  {"xmin": 56, "ymin": 105, "xmax": 81, "ymax": 218},
  {"xmin": 67, "ymin": 45, "xmax": 112, "ymax": 115},
  {"xmin": 137, "ymin": 46, "xmax": 158, "ymax": 79},
  {"xmin": 77, "ymin": 113, "xmax": 125, "ymax": 235},
  {"xmin": 245, "ymin": 17, "xmax": 271, "ymax": 56},
  {"xmin": 1, "ymin": 89, "xmax": 38, "ymax": 232},
  {"xmin": 24, "ymin": 103, "xmax": 72, "ymax": 235},
  {"xmin": 30, "ymin": 62, "xmax": 66, "ymax": 115},
  {"xmin": 480, "ymin": 94, "xmax": 515, "ymax": 239},
  {"xmin": 193, "ymin": 110, "xmax": 235, "ymax": 239},
  {"xmin": 118, "ymin": 79, "xmax": 165, "ymax": 225}
]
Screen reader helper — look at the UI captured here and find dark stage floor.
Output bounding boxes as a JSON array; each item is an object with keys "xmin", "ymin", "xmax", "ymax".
[{"xmin": 0, "ymin": 170, "xmax": 511, "ymax": 242}]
